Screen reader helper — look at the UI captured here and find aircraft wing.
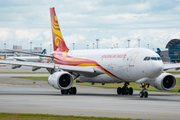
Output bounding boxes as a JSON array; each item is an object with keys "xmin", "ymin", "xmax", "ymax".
[
  {"xmin": 0, "ymin": 60, "xmax": 54, "ymax": 69},
  {"xmin": 5, "ymin": 49, "xmax": 53, "ymax": 58},
  {"xmin": 0, "ymin": 60, "xmax": 101, "ymax": 74},
  {"xmin": 164, "ymin": 63, "xmax": 180, "ymax": 71}
]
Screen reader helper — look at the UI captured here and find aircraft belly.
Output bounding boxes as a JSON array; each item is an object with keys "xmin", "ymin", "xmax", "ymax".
[{"xmin": 77, "ymin": 74, "xmax": 123, "ymax": 83}]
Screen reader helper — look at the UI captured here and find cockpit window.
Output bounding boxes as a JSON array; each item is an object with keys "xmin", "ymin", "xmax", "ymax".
[
  {"xmin": 151, "ymin": 57, "xmax": 157, "ymax": 60},
  {"xmin": 143, "ymin": 57, "xmax": 150, "ymax": 61},
  {"xmin": 157, "ymin": 57, "xmax": 161, "ymax": 60},
  {"xmin": 144, "ymin": 56, "xmax": 161, "ymax": 61},
  {"xmin": 143, "ymin": 57, "xmax": 147, "ymax": 60}
]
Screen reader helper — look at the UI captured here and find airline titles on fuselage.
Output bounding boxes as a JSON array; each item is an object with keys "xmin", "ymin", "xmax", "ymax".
[{"xmin": 102, "ymin": 54, "xmax": 127, "ymax": 59}]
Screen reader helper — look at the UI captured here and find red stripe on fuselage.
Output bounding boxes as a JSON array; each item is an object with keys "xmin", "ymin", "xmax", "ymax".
[{"xmin": 53, "ymin": 50, "xmax": 124, "ymax": 81}]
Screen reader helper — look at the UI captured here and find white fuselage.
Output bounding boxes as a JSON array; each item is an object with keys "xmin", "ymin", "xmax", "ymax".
[{"xmin": 64, "ymin": 48, "xmax": 164, "ymax": 83}]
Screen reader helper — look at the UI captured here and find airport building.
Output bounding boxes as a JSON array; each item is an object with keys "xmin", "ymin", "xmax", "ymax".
[
  {"xmin": 158, "ymin": 39, "xmax": 180, "ymax": 63},
  {"xmin": 165, "ymin": 39, "xmax": 180, "ymax": 63},
  {"xmin": 0, "ymin": 45, "xmax": 43, "ymax": 58}
]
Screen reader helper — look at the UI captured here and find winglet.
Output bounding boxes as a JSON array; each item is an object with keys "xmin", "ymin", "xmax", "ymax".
[{"xmin": 50, "ymin": 7, "xmax": 69, "ymax": 52}]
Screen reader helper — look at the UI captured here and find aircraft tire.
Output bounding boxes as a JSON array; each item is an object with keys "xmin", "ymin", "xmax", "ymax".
[
  {"xmin": 129, "ymin": 87, "xmax": 133, "ymax": 95},
  {"xmin": 122, "ymin": 87, "xmax": 126, "ymax": 95},
  {"xmin": 64, "ymin": 90, "xmax": 69, "ymax": 94},
  {"xmin": 125, "ymin": 89, "xmax": 129, "ymax": 95},
  {"xmin": 125, "ymin": 88, "xmax": 129, "ymax": 95},
  {"xmin": 139, "ymin": 91, "xmax": 144, "ymax": 98},
  {"xmin": 61, "ymin": 90, "xmax": 65, "ymax": 94},
  {"xmin": 144, "ymin": 91, "xmax": 148, "ymax": 98},
  {"xmin": 72, "ymin": 87, "xmax": 77, "ymax": 95},
  {"xmin": 117, "ymin": 87, "xmax": 122, "ymax": 95},
  {"xmin": 69, "ymin": 88, "xmax": 73, "ymax": 94}
]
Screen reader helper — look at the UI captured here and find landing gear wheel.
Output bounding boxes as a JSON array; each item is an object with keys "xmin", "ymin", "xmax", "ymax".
[
  {"xmin": 117, "ymin": 82, "xmax": 133, "ymax": 95},
  {"xmin": 69, "ymin": 88, "xmax": 73, "ymax": 95},
  {"xmin": 61, "ymin": 89, "xmax": 69, "ymax": 95},
  {"xmin": 139, "ymin": 83, "xmax": 149, "ymax": 98},
  {"xmin": 144, "ymin": 91, "xmax": 148, "ymax": 98},
  {"xmin": 64, "ymin": 90, "xmax": 69, "ymax": 94},
  {"xmin": 61, "ymin": 90, "xmax": 65, "ymax": 94},
  {"xmin": 139, "ymin": 91, "xmax": 144, "ymax": 98},
  {"xmin": 72, "ymin": 87, "xmax": 77, "ymax": 95},
  {"xmin": 117, "ymin": 87, "xmax": 122, "ymax": 95},
  {"xmin": 61, "ymin": 87, "xmax": 77, "ymax": 95},
  {"xmin": 122, "ymin": 87, "xmax": 126, "ymax": 95},
  {"xmin": 129, "ymin": 87, "xmax": 133, "ymax": 95},
  {"xmin": 125, "ymin": 89, "xmax": 129, "ymax": 95}
]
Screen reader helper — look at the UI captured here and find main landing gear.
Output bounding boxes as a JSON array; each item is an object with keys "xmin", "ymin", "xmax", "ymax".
[
  {"xmin": 61, "ymin": 87, "xmax": 77, "ymax": 95},
  {"xmin": 117, "ymin": 82, "xmax": 133, "ymax": 95},
  {"xmin": 139, "ymin": 83, "xmax": 149, "ymax": 98}
]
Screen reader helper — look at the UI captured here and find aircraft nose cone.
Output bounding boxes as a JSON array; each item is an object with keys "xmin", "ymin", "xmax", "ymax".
[{"xmin": 152, "ymin": 61, "xmax": 164, "ymax": 78}]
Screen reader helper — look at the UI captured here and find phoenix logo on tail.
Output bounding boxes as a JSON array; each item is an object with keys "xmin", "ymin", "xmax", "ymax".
[{"xmin": 50, "ymin": 7, "xmax": 69, "ymax": 52}]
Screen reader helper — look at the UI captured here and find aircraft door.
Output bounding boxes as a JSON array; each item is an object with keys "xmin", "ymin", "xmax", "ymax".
[
  {"xmin": 128, "ymin": 52, "xmax": 139, "ymax": 81},
  {"xmin": 129, "ymin": 52, "xmax": 139, "ymax": 66}
]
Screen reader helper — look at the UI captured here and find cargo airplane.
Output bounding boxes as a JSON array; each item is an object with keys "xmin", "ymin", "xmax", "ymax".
[{"xmin": 0, "ymin": 7, "xmax": 178, "ymax": 98}]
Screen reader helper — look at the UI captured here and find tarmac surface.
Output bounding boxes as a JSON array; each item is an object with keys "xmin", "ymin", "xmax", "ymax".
[{"xmin": 0, "ymin": 65, "xmax": 180, "ymax": 120}]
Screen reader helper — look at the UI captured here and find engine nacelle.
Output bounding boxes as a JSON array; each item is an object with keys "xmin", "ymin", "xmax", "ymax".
[
  {"xmin": 48, "ymin": 71, "xmax": 74, "ymax": 90},
  {"xmin": 150, "ymin": 73, "xmax": 177, "ymax": 90}
]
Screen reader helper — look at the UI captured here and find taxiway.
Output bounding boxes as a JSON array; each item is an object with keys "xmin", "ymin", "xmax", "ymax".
[
  {"xmin": 0, "ymin": 65, "xmax": 180, "ymax": 120},
  {"xmin": 0, "ymin": 75, "xmax": 180, "ymax": 120}
]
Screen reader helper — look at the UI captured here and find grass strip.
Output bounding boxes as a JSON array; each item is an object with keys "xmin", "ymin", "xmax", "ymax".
[
  {"xmin": 0, "ymin": 113, "xmax": 141, "ymax": 120},
  {"xmin": 166, "ymin": 71, "xmax": 180, "ymax": 74},
  {"xmin": 12, "ymin": 76, "xmax": 180, "ymax": 93},
  {"xmin": 12, "ymin": 76, "xmax": 48, "ymax": 81}
]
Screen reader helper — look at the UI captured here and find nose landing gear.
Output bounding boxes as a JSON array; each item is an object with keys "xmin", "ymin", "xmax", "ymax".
[
  {"xmin": 117, "ymin": 82, "xmax": 133, "ymax": 95},
  {"xmin": 139, "ymin": 83, "xmax": 149, "ymax": 98}
]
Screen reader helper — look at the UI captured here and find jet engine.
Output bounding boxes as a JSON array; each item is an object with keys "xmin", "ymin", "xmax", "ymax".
[
  {"xmin": 150, "ymin": 73, "xmax": 177, "ymax": 90},
  {"xmin": 48, "ymin": 71, "xmax": 74, "ymax": 90}
]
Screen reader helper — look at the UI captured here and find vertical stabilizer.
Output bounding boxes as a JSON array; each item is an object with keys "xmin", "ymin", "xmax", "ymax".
[{"xmin": 50, "ymin": 7, "xmax": 69, "ymax": 52}]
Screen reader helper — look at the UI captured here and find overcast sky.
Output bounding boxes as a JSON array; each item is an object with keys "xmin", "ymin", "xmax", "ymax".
[{"xmin": 0, "ymin": 0, "xmax": 180, "ymax": 54}]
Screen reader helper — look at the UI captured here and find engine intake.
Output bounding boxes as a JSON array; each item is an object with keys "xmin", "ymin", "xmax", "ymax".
[
  {"xmin": 48, "ymin": 71, "xmax": 73, "ymax": 90},
  {"xmin": 150, "ymin": 73, "xmax": 177, "ymax": 90}
]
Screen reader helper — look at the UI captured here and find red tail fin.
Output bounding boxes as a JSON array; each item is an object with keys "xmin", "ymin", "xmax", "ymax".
[{"xmin": 50, "ymin": 7, "xmax": 69, "ymax": 52}]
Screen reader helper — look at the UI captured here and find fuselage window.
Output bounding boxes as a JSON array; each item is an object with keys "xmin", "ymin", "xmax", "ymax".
[{"xmin": 151, "ymin": 57, "xmax": 157, "ymax": 60}]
